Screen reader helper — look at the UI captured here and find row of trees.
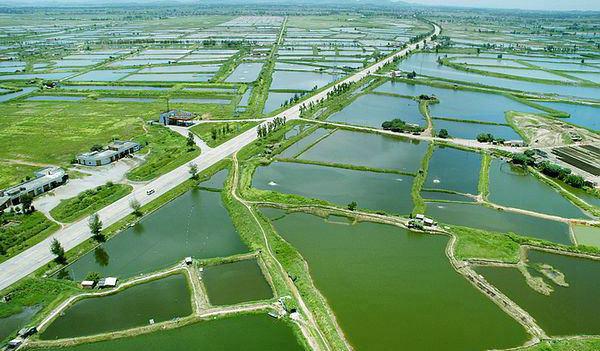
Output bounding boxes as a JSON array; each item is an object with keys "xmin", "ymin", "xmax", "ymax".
[
  {"xmin": 257, "ymin": 116, "xmax": 286, "ymax": 138},
  {"xmin": 510, "ymin": 150, "xmax": 587, "ymax": 188}
]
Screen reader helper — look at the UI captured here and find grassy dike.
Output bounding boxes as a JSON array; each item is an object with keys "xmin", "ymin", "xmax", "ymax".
[
  {"xmin": 478, "ymin": 152, "xmax": 491, "ymax": 199},
  {"xmin": 411, "ymin": 142, "xmax": 434, "ymax": 215}
]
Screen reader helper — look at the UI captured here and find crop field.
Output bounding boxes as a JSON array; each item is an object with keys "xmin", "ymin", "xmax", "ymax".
[{"xmin": 0, "ymin": 4, "xmax": 599, "ymax": 351}]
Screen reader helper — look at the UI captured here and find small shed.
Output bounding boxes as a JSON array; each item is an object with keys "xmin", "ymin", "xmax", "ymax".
[
  {"xmin": 104, "ymin": 277, "xmax": 118, "ymax": 288},
  {"xmin": 184, "ymin": 257, "xmax": 193, "ymax": 265},
  {"xmin": 81, "ymin": 280, "xmax": 96, "ymax": 289}
]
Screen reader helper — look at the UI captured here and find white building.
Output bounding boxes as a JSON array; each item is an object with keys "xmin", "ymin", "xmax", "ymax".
[
  {"xmin": 76, "ymin": 140, "xmax": 141, "ymax": 167},
  {"xmin": 0, "ymin": 167, "xmax": 68, "ymax": 210}
]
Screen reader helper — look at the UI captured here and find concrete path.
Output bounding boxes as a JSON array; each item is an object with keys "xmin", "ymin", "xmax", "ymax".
[{"xmin": 0, "ymin": 23, "xmax": 441, "ymax": 291}]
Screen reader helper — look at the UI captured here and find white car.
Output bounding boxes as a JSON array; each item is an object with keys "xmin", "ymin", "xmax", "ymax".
[{"xmin": 146, "ymin": 189, "xmax": 155, "ymax": 196}]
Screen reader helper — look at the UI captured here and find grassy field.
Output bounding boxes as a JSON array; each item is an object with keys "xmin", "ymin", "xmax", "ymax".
[
  {"xmin": 518, "ymin": 338, "xmax": 600, "ymax": 351},
  {"xmin": 0, "ymin": 161, "xmax": 39, "ymax": 189},
  {"xmin": 49, "ymin": 183, "xmax": 133, "ymax": 223},
  {"xmin": 190, "ymin": 121, "xmax": 258, "ymax": 148},
  {"xmin": 450, "ymin": 226, "xmax": 520, "ymax": 263},
  {"xmin": 127, "ymin": 125, "xmax": 200, "ymax": 181},
  {"xmin": 0, "ymin": 211, "xmax": 59, "ymax": 263}
]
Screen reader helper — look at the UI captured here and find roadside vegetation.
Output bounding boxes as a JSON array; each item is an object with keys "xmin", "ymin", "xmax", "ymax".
[
  {"xmin": 190, "ymin": 121, "xmax": 258, "ymax": 148},
  {"xmin": 0, "ymin": 211, "xmax": 58, "ymax": 263},
  {"xmin": 127, "ymin": 125, "xmax": 200, "ymax": 181},
  {"xmin": 49, "ymin": 183, "xmax": 132, "ymax": 223}
]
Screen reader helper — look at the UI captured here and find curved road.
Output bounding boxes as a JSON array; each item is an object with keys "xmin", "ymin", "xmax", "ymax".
[{"xmin": 0, "ymin": 23, "xmax": 441, "ymax": 291}]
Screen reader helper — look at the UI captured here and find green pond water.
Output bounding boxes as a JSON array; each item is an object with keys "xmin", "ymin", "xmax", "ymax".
[
  {"xmin": 270, "ymin": 70, "xmax": 336, "ymax": 90},
  {"xmin": 327, "ymin": 93, "xmax": 425, "ymax": 128},
  {"xmin": 41, "ymin": 274, "xmax": 192, "ymax": 340},
  {"xmin": 572, "ymin": 225, "xmax": 600, "ymax": 248},
  {"xmin": 203, "ymin": 259, "xmax": 273, "ymax": 306},
  {"xmin": 268, "ymin": 210, "xmax": 528, "ymax": 350},
  {"xmin": 421, "ymin": 190, "xmax": 475, "ymax": 202},
  {"xmin": 488, "ymin": 160, "xmax": 589, "ymax": 219},
  {"xmin": 426, "ymin": 202, "xmax": 571, "ymax": 245},
  {"xmin": 278, "ymin": 128, "xmax": 331, "ymax": 158},
  {"xmin": 0, "ymin": 305, "xmax": 41, "ymax": 342},
  {"xmin": 34, "ymin": 314, "xmax": 302, "ymax": 351},
  {"xmin": 253, "ymin": 161, "xmax": 414, "ymax": 214},
  {"xmin": 199, "ymin": 169, "xmax": 229, "ymax": 189},
  {"xmin": 61, "ymin": 190, "xmax": 247, "ymax": 280},
  {"xmin": 297, "ymin": 129, "xmax": 427, "ymax": 173},
  {"xmin": 476, "ymin": 250, "xmax": 600, "ymax": 336},
  {"xmin": 424, "ymin": 146, "xmax": 481, "ymax": 195}
]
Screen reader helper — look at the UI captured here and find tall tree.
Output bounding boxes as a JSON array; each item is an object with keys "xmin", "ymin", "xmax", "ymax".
[
  {"xmin": 50, "ymin": 238, "xmax": 66, "ymax": 264},
  {"xmin": 88, "ymin": 213, "xmax": 103, "ymax": 241}
]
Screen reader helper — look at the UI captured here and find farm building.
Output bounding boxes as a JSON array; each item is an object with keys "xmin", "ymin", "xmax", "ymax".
[
  {"xmin": 76, "ymin": 140, "xmax": 141, "ymax": 166},
  {"xmin": 0, "ymin": 167, "xmax": 68, "ymax": 210},
  {"xmin": 159, "ymin": 109, "xmax": 195, "ymax": 126}
]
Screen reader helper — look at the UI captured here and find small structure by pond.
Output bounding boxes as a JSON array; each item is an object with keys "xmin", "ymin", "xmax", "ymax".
[{"xmin": 159, "ymin": 109, "xmax": 195, "ymax": 126}]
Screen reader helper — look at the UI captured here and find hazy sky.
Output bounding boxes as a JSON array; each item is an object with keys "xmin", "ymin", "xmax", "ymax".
[{"xmin": 410, "ymin": 0, "xmax": 600, "ymax": 11}]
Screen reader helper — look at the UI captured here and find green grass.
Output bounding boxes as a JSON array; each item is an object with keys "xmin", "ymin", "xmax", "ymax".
[
  {"xmin": 450, "ymin": 225, "xmax": 521, "ymax": 263},
  {"xmin": 517, "ymin": 338, "xmax": 600, "ymax": 351},
  {"xmin": 49, "ymin": 183, "xmax": 133, "ymax": 223},
  {"xmin": 190, "ymin": 121, "xmax": 258, "ymax": 148},
  {"xmin": 127, "ymin": 125, "xmax": 200, "ymax": 181},
  {"xmin": 0, "ymin": 211, "xmax": 59, "ymax": 264},
  {"xmin": 478, "ymin": 153, "xmax": 491, "ymax": 199},
  {"xmin": 0, "ymin": 161, "xmax": 39, "ymax": 189}
]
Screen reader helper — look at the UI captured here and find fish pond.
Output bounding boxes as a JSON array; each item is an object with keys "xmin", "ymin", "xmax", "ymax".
[
  {"xmin": 267, "ymin": 210, "xmax": 528, "ymax": 351},
  {"xmin": 534, "ymin": 101, "xmax": 599, "ymax": 131},
  {"xmin": 33, "ymin": 314, "xmax": 302, "ymax": 351},
  {"xmin": 327, "ymin": 93, "xmax": 425, "ymax": 128},
  {"xmin": 0, "ymin": 305, "xmax": 41, "ymax": 342},
  {"xmin": 202, "ymin": 259, "xmax": 273, "ymax": 306},
  {"xmin": 41, "ymin": 274, "xmax": 191, "ymax": 340},
  {"xmin": 426, "ymin": 202, "xmax": 572, "ymax": 245},
  {"xmin": 424, "ymin": 146, "xmax": 481, "ymax": 195},
  {"xmin": 60, "ymin": 190, "xmax": 247, "ymax": 280},
  {"xmin": 488, "ymin": 159, "xmax": 589, "ymax": 219},
  {"xmin": 296, "ymin": 129, "xmax": 427, "ymax": 173},
  {"xmin": 476, "ymin": 250, "xmax": 600, "ymax": 336},
  {"xmin": 253, "ymin": 161, "xmax": 414, "ymax": 214}
]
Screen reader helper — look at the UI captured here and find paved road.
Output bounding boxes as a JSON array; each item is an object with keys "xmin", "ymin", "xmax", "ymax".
[{"xmin": 0, "ymin": 23, "xmax": 441, "ymax": 291}]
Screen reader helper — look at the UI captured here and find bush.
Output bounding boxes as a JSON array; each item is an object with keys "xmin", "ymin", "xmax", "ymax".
[{"xmin": 437, "ymin": 129, "xmax": 449, "ymax": 139}]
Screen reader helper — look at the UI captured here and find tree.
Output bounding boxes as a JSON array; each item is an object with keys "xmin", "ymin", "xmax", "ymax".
[
  {"xmin": 187, "ymin": 132, "xmax": 195, "ymax": 148},
  {"xmin": 50, "ymin": 238, "xmax": 66, "ymax": 264},
  {"xmin": 90, "ymin": 144, "xmax": 103, "ymax": 152},
  {"xmin": 130, "ymin": 198, "xmax": 142, "ymax": 216},
  {"xmin": 211, "ymin": 127, "xmax": 218, "ymax": 141},
  {"xmin": 19, "ymin": 194, "xmax": 34, "ymax": 214},
  {"xmin": 85, "ymin": 271, "xmax": 101, "ymax": 282},
  {"xmin": 88, "ymin": 213, "xmax": 103, "ymax": 241},
  {"xmin": 188, "ymin": 162, "xmax": 199, "ymax": 180},
  {"xmin": 347, "ymin": 201, "xmax": 357, "ymax": 211},
  {"xmin": 511, "ymin": 153, "xmax": 533, "ymax": 166},
  {"xmin": 476, "ymin": 133, "xmax": 494, "ymax": 143},
  {"xmin": 565, "ymin": 174, "xmax": 585, "ymax": 188},
  {"xmin": 437, "ymin": 129, "xmax": 449, "ymax": 139}
]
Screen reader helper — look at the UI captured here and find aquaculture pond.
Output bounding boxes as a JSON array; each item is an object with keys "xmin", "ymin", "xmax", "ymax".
[
  {"xmin": 268, "ymin": 210, "xmax": 528, "ymax": 351},
  {"xmin": 534, "ymin": 101, "xmax": 599, "ymax": 131},
  {"xmin": 270, "ymin": 70, "xmax": 336, "ymax": 91},
  {"xmin": 33, "ymin": 315, "xmax": 303, "ymax": 351},
  {"xmin": 421, "ymin": 190, "xmax": 475, "ymax": 202},
  {"xmin": 202, "ymin": 259, "xmax": 272, "ymax": 306},
  {"xmin": 375, "ymin": 81, "xmax": 541, "ymax": 124},
  {"xmin": 225, "ymin": 62, "xmax": 264, "ymax": 83},
  {"xmin": 263, "ymin": 92, "xmax": 297, "ymax": 114},
  {"xmin": 488, "ymin": 159, "xmax": 589, "ymax": 219},
  {"xmin": 26, "ymin": 96, "xmax": 86, "ymax": 102},
  {"xmin": 327, "ymin": 93, "xmax": 424, "ymax": 128},
  {"xmin": 424, "ymin": 146, "xmax": 481, "ymax": 195},
  {"xmin": 124, "ymin": 73, "xmax": 213, "ymax": 82},
  {"xmin": 41, "ymin": 274, "xmax": 191, "ymax": 340},
  {"xmin": 61, "ymin": 190, "xmax": 247, "ymax": 280},
  {"xmin": 253, "ymin": 161, "xmax": 414, "ymax": 214},
  {"xmin": 397, "ymin": 53, "xmax": 600, "ymax": 100},
  {"xmin": 199, "ymin": 168, "xmax": 228, "ymax": 189},
  {"xmin": 278, "ymin": 128, "xmax": 330, "ymax": 158},
  {"xmin": 297, "ymin": 129, "xmax": 428, "ymax": 172},
  {"xmin": 0, "ymin": 87, "xmax": 37, "ymax": 103},
  {"xmin": 572, "ymin": 225, "xmax": 600, "ymax": 248},
  {"xmin": 432, "ymin": 119, "xmax": 521, "ymax": 140},
  {"xmin": 426, "ymin": 202, "xmax": 572, "ymax": 245},
  {"xmin": 60, "ymin": 85, "xmax": 169, "ymax": 91},
  {"xmin": 0, "ymin": 305, "xmax": 41, "ymax": 341},
  {"xmin": 476, "ymin": 250, "xmax": 600, "ymax": 336},
  {"xmin": 69, "ymin": 70, "xmax": 134, "ymax": 82}
]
